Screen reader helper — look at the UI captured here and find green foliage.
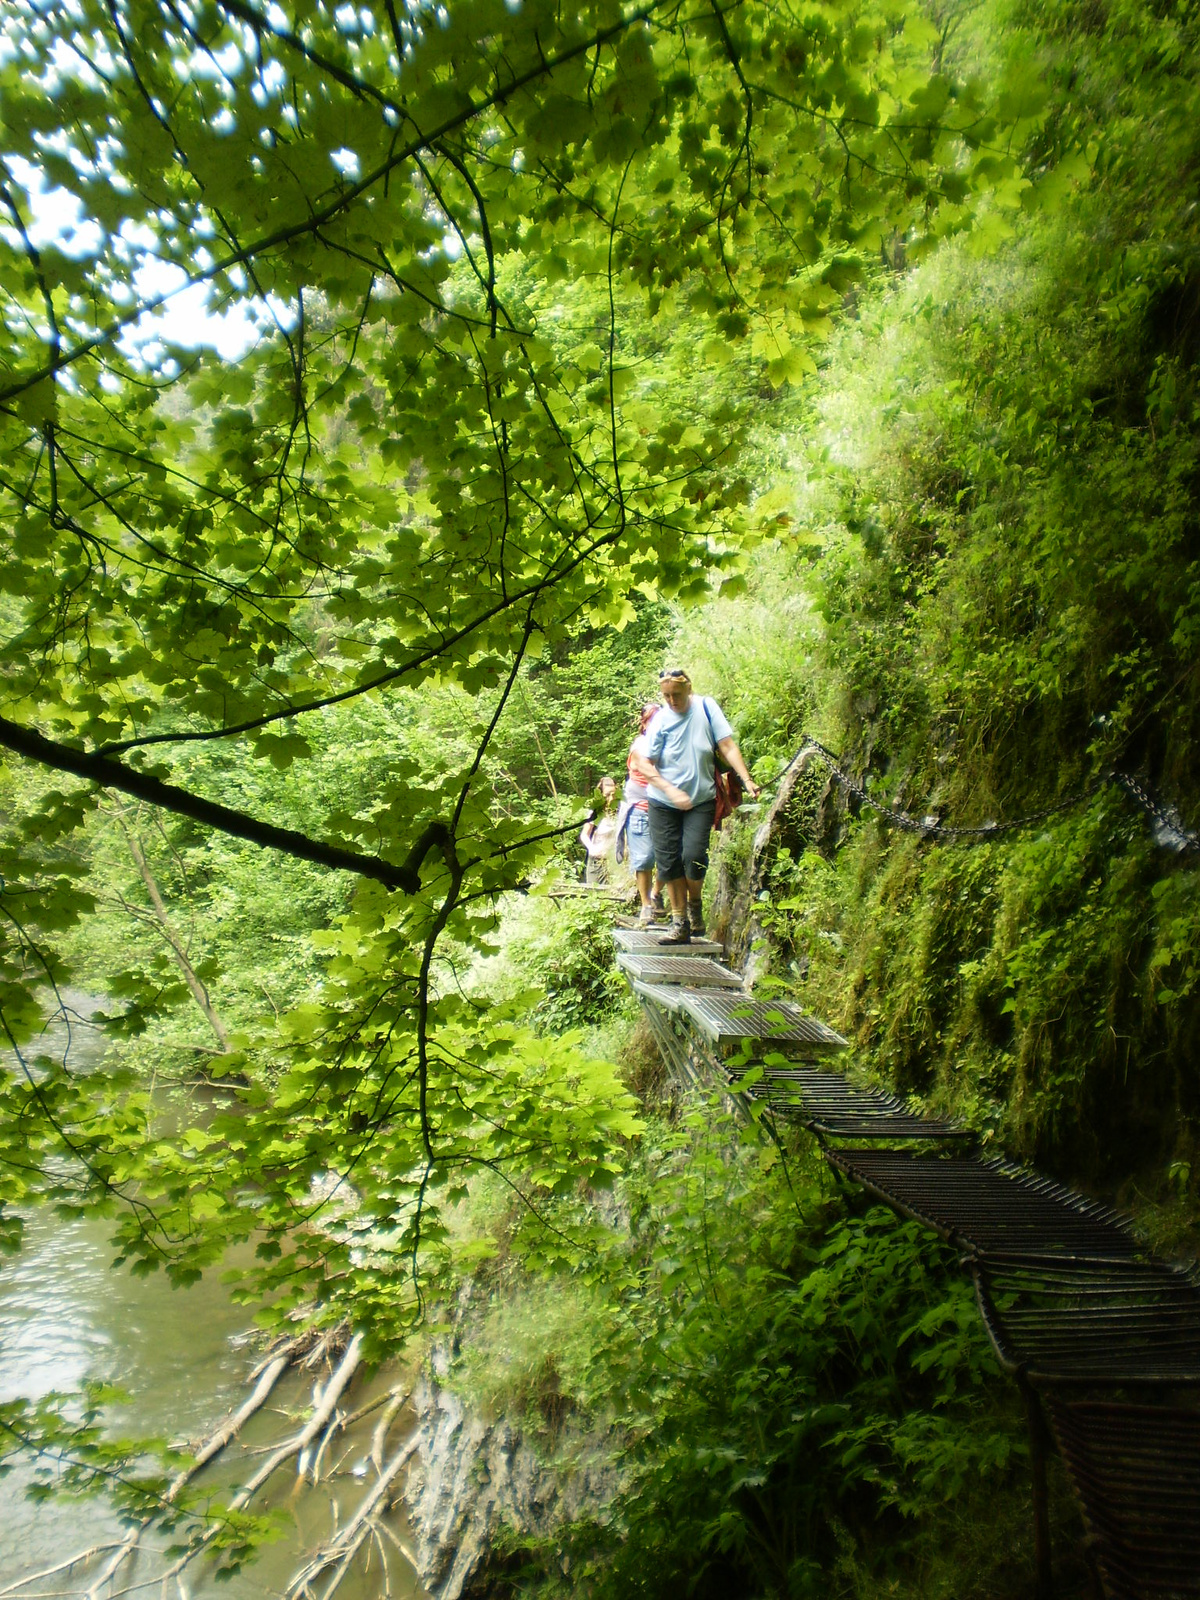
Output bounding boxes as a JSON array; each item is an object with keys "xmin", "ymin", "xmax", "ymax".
[
  {"xmin": 1, "ymin": 0, "xmax": 1193, "ymax": 1569},
  {"xmin": 505, "ymin": 895, "xmax": 633, "ymax": 1035},
  {"xmin": 0, "ymin": 1387, "xmax": 280, "ymax": 1569},
  {"xmin": 0, "ymin": 0, "xmax": 1018, "ymax": 1321},
  {"xmin": 667, "ymin": 554, "xmax": 824, "ymax": 778},
  {"xmin": 731, "ymin": 0, "xmax": 1200, "ymax": 1216},
  {"xmin": 451, "ymin": 1108, "xmax": 1025, "ymax": 1600},
  {"xmin": 757, "ymin": 786, "xmax": 1200, "ymax": 1184},
  {"xmin": 501, "ymin": 599, "xmax": 672, "ymax": 800}
]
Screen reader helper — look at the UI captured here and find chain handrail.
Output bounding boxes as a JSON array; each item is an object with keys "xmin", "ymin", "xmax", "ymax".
[{"xmin": 784, "ymin": 737, "xmax": 1199, "ymax": 853}]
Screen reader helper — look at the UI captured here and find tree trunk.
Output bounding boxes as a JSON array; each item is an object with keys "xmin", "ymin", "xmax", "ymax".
[
  {"xmin": 151, "ymin": 1330, "xmax": 366, "ymax": 1590},
  {"xmin": 28, "ymin": 1342, "xmax": 300, "ymax": 1600},
  {"xmin": 117, "ymin": 814, "xmax": 231, "ymax": 1052}
]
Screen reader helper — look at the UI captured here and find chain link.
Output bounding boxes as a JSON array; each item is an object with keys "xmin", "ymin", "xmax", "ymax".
[
  {"xmin": 1111, "ymin": 772, "xmax": 1200, "ymax": 853},
  {"xmin": 790, "ymin": 738, "xmax": 1199, "ymax": 853}
]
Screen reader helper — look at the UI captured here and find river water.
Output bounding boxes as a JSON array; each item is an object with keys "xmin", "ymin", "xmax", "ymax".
[{"xmin": 0, "ymin": 1000, "xmax": 427, "ymax": 1599}]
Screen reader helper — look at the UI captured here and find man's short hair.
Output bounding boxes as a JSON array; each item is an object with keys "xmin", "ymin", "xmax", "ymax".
[{"xmin": 658, "ymin": 667, "xmax": 691, "ymax": 683}]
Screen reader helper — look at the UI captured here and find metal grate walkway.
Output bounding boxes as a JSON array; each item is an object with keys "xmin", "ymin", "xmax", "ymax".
[
  {"xmin": 823, "ymin": 1147, "xmax": 1138, "ymax": 1260},
  {"xmin": 973, "ymin": 1253, "xmax": 1200, "ymax": 1386},
  {"xmin": 727, "ymin": 1063, "xmax": 975, "ymax": 1142},
  {"xmin": 615, "ymin": 952, "xmax": 745, "ymax": 988},
  {"xmin": 612, "ymin": 928, "xmax": 724, "ymax": 957},
  {"xmin": 1044, "ymin": 1399, "xmax": 1200, "ymax": 1600},
  {"xmin": 612, "ymin": 918, "xmax": 1200, "ymax": 1600},
  {"xmin": 678, "ymin": 990, "xmax": 848, "ymax": 1050}
]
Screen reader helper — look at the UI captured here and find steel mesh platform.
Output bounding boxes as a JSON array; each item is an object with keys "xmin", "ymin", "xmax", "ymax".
[
  {"xmin": 825, "ymin": 1148, "xmax": 1137, "ymax": 1259},
  {"xmin": 616, "ymin": 953, "xmax": 744, "ymax": 987},
  {"xmin": 628, "ymin": 979, "xmax": 691, "ymax": 1014},
  {"xmin": 618, "ymin": 909, "xmax": 1200, "ymax": 1596},
  {"xmin": 1044, "ymin": 1398, "xmax": 1200, "ymax": 1599},
  {"xmin": 677, "ymin": 992, "xmax": 849, "ymax": 1049},
  {"xmin": 973, "ymin": 1254, "xmax": 1200, "ymax": 1385},
  {"xmin": 612, "ymin": 928, "xmax": 724, "ymax": 957},
  {"xmin": 726, "ymin": 1064, "xmax": 973, "ymax": 1141},
  {"xmin": 637, "ymin": 992, "xmax": 700, "ymax": 1084}
]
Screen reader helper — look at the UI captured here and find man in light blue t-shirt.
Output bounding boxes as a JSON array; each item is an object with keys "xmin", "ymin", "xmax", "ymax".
[{"xmin": 630, "ymin": 668, "xmax": 759, "ymax": 944}]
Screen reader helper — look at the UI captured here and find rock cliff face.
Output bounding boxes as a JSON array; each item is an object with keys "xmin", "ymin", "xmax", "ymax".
[
  {"xmin": 402, "ymin": 1341, "xmax": 621, "ymax": 1599},
  {"xmin": 709, "ymin": 745, "xmax": 841, "ymax": 971}
]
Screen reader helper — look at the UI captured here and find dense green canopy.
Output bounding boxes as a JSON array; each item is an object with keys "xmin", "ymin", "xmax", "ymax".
[
  {"xmin": 0, "ymin": 0, "xmax": 1021, "ymax": 1294},
  {"xmin": 0, "ymin": 0, "xmax": 1010, "ymax": 786},
  {"xmin": 7, "ymin": 1, "xmax": 1200, "ymax": 1591}
]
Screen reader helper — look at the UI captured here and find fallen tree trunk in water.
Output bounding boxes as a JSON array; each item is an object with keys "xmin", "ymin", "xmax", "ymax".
[
  {"xmin": 149, "ymin": 1329, "xmax": 365, "ymax": 1589},
  {"xmin": 0, "ymin": 1545, "xmax": 125, "ymax": 1600},
  {"xmin": 83, "ymin": 1346, "xmax": 295, "ymax": 1600},
  {"xmin": 371, "ymin": 1384, "xmax": 412, "ymax": 1474},
  {"xmin": 2, "ymin": 1334, "xmax": 306, "ymax": 1600},
  {"xmin": 284, "ymin": 1433, "xmax": 420, "ymax": 1600},
  {"xmin": 13, "ymin": 1326, "xmax": 357, "ymax": 1600}
]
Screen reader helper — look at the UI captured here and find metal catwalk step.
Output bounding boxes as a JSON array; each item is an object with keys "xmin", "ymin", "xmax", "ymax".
[
  {"xmin": 627, "ymin": 979, "xmax": 692, "ymax": 1014},
  {"xmin": 824, "ymin": 1148, "xmax": 1138, "ymax": 1259},
  {"xmin": 616, "ymin": 952, "xmax": 744, "ymax": 988},
  {"xmin": 726, "ymin": 1064, "xmax": 974, "ymax": 1142},
  {"xmin": 678, "ymin": 991, "xmax": 848, "ymax": 1051},
  {"xmin": 612, "ymin": 928, "xmax": 724, "ymax": 957},
  {"xmin": 973, "ymin": 1254, "xmax": 1200, "ymax": 1385},
  {"xmin": 1045, "ymin": 1398, "xmax": 1200, "ymax": 1599}
]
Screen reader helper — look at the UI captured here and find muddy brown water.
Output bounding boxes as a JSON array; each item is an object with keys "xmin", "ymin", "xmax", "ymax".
[{"xmin": 0, "ymin": 999, "xmax": 427, "ymax": 1599}]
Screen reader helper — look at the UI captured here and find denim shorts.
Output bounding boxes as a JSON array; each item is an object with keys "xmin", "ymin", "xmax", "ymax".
[{"xmin": 627, "ymin": 806, "xmax": 655, "ymax": 871}]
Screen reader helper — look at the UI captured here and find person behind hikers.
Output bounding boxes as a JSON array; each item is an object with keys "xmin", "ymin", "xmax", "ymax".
[
  {"xmin": 579, "ymin": 775, "xmax": 619, "ymax": 886},
  {"xmin": 630, "ymin": 669, "xmax": 759, "ymax": 944},
  {"xmin": 621, "ymin": 702, "xmax": 682, "ymax": 925}
]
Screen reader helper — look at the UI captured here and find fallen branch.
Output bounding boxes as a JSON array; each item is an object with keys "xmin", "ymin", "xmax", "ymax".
[
  {"xmin": 297, "ymin": 1334, "xmax": 364, "ymax": 1482},
  {"xmin": 370, "ymin": 1386, "xmax": 412, "ymax": 1476},
  {"xmin": 231, "ymin": 1319, "xmax": 332, "ymax": 1382},
  {"xmin": 81, "ymin": 1348, "xmax": 295, "ymax": 1600},
  {"xmin": 376, "ymin": 1518, "xmax": 418, "ymax": 1560},
  {"xmin": 300, "ymin": 1324, "xmax": 352, "ymax": 1371},
  {"xmin": 283, "ymin": 1433, "xmax": 420, "ymax": 1600},
  {"xmin": 307, "ymin": 1377, "xmax": 403, "ymax": 1484},
  {"xmin": 308, "ymin": 1410, "xmax": 342, "ymax": 1486},
  {"xmin": 247, "ymin": 1332, "xmax": 363, "ymax": 1495},
  {"xmin": 0, "ymin": 1544, "xmax": 124, "ymax": 1598},
  {"xmin": 330, "ymin": 1387, "xmax": 395, "ymax": 1435},
  {"xmin": 142, "ymin": 1332, "xmax": 366, "ymax": 1593}
]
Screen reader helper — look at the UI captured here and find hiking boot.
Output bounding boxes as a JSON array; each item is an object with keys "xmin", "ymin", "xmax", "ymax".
[
  {"xmin": 658, "ymin": 918, "xmax": 691, "ymax": 946},
  {"xmin": 687, "ymin": 903, "xmax": 705, "ymax": 937},
  {"xmin": 638, "ymin": 903, "xmax": 657, "ymax": 926}
]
